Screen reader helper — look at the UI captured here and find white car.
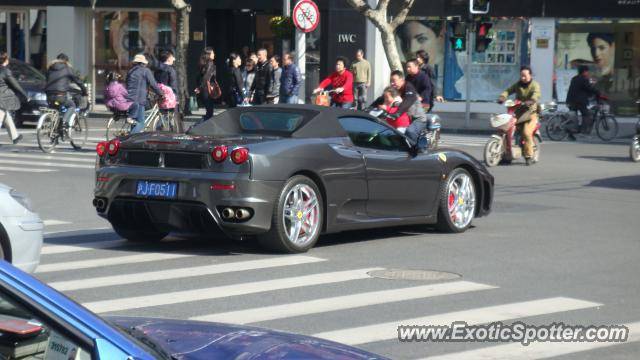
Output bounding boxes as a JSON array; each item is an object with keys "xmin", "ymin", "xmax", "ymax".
[{"xmin": 0, "ymin": 183, "xmax": 43, "ymax": 273}]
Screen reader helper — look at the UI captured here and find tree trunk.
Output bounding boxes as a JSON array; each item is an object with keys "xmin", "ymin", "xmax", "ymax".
[
  {"xmin": 379, "ymin": 26, "xmax": 403, "ymax": 72},
  {"xmin": 172, "ymin": 1, "xmax": 191, "ymax": 129}
]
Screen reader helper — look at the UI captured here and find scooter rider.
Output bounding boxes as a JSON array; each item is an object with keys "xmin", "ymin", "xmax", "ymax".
[
  {"xmin": 498, "ymin": 66, "xmax": 541, "ymax": 166},
  {"xmin": 371, "ymin": 70, "xmax": 427, "ymax": 143}
]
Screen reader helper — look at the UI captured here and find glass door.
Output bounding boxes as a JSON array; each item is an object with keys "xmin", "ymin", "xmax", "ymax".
[{"xmin": 0, "ymin": 11, "xmax": 29, "ymax": 62}]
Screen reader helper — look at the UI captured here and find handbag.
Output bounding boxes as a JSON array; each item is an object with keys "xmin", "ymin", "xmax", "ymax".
[
  {"xmin": 313, "ymin": 91, "xmax": 330, "ymax": 107},
  {"xmin": 189, "ymin": 95, "xmax": 199, "ymax": 112},
  {"xmin": 207, "ymin": 80, "xmax": 222, "ymax": 100}
]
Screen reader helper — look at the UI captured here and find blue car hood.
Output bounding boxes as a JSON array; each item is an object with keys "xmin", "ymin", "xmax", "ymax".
[{"xmin": 105, "ymin": 316, "xmax": 387, "ymax": 360}]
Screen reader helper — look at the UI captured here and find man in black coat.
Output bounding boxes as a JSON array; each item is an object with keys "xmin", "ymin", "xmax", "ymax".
[
  {"xmin": 566, "ymin": 65, "xmax": 600, "ymax": 138},
  {"xmin": 405, "ymin": 59, "xmax": 433, "ymax": 112},
  {"xmin": 45, "ymin": 53, "xmax": 87, "ymax": 127},
  {"xmin": 250, "ymin": 48, "xmax": 272, "ymax": 105}
]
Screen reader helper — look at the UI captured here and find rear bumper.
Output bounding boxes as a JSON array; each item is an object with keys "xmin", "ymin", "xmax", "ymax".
[{"xmin": 94, "ymin": 166, "xmax": 283, "ymax": 236}]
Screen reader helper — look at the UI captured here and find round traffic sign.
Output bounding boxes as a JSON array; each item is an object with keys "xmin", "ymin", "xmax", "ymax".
[{"xmin": 292, "ymin": 0, "xmax": 320, "ymax": 33}]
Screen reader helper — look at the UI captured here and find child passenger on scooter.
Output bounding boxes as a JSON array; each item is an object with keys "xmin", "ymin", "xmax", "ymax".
[{"xmin": 380, "ymin": 86, "xmax": 410, "ymax": 133}]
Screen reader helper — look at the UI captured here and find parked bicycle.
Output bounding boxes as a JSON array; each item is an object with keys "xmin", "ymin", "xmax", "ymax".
[
  {"xmin": 36, "ymin": 99, "xmax": 89, "ymax": 153},
  {"xmin": 545, "ymin": 95, "xmax": 618, "ymax": 142},
  {"xmin": 630, "ymin": 99, "xmax": 640, "ymax": 162},
  {"xmin": 105, "ymin": 96, "xmax": 177, "ymax": 139}
]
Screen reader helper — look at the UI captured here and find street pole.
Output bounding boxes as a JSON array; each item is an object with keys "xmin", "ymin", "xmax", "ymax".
[
  {"xmin": 296, "ymin": 29, "xmax": 306, "ymax": 104},
  {"xmin": 91, "ymin": 0, "xmax": 97, "ymax": 106},
  {"xmin": 464, "ymin": 16, "xmax": 473, "ymax": 128},
  {"xmin": 283, "ymin": 0, "xmax": 291, "ymax": 54}
]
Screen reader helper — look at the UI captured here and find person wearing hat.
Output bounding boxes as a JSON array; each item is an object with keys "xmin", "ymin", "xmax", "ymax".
[
  {"xmin": 126, "ymin": 53, "xmax": 163, "ymax": 133},
  {"xmin": 45, "ymin": 53, "xmax": 87, "ymax": 128}
]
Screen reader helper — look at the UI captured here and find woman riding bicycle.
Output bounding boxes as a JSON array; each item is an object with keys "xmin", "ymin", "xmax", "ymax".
[{"xmin": 313, "ymin": 57, "xmax": 354, "ymax": 108}]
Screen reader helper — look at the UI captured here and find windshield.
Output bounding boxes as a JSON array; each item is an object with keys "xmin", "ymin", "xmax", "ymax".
[
  {"xmin": 239, "ymin": 111, "xmax": 305, "ymax": 132},
  {"xmin": 8, "ymin": 61, "xmax": 46, "ymax": 82},
  {"xmin": 188, "ymin": 108, "xmax": 319, "ymax": 137}
]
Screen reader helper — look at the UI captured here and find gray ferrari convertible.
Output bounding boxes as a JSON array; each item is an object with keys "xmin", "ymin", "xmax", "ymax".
[{"xmin": 93, "ymin": 105, "xmax": 493, "ymax": 253}]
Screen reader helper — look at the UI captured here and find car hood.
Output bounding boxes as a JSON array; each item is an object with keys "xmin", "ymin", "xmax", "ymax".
[{"xmin": 106, "ymin": 316, "xmax": 387, "ymax": 360}]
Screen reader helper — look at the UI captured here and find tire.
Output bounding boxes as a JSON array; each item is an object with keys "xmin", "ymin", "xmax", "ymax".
[
  {"xmin": 595, "ymin": 114, "xmax": 618, "ymax": 142},
  {"xmin": 258, "ymin": 175, "xmax": 323, "ymax": 253},
  {"xmin": 0, "ymin": 223, "xmax": 9, "ymax": 262},
  {"xmin": 36, "ymin": 113, "xmax": 58, "ymax": 153},
  {"xmin": 436, "ymin": 168, "xmax": 476, "ymax": 233},
  {"xmin": 68, "ymin": 112, "xmax": 89, "ymax": 150},
  {"xmin": 113, "ymin": 226, "xmax": 168, "ymax": 243},
  {"xmin": 483, "ymin": 138, "xmax": 503, "ymax": 167},
  {"xmin": 545, "ymin": 114, "xmax": 568, "ymax": 141},
  {"xmin": 630, "ymin": 136, "xmax": 640, "ymax": 162},
  {"xmin": 106, "ymin": 117, "xmax": 130, "ymax": 140}
]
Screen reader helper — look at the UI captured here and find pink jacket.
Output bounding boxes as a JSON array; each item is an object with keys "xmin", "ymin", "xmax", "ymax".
[{"xmin": 104, "ymin": 81, "xmax": 132, "ymax": 112}]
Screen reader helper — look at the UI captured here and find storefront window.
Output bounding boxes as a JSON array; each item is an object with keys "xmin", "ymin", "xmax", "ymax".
[
  {"xmin": 94, "ymin": 10, "xmax": 176, "ymax": 99},
  {"xmin": 555, "ymin": 19, "xmax": 640, "ymax": 115},
  {"xmin": 0, "ymin": 10, "xmax": 46, "ymax": 71}
]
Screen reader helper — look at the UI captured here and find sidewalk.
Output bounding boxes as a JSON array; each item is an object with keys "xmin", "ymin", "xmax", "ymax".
[{"xmin": 89, "ymin": 104, "xmax": 637, "ymax": 137}]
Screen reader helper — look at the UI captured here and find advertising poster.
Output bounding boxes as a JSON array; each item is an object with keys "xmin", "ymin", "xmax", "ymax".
[{"xmin": 555, "ymin": 32, "xmax": 615, "ymax": 101}]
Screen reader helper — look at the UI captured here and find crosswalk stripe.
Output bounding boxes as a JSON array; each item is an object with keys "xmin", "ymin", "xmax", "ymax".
[
  {"xmin": 35, "ymin": 252, "xmax": 193, "ymax": 273},
  {"xmin": 0, "ymin": 166, "xmax": 54, "ymax": 173},
  {"xmin": 43, "ymin": 220, "xmax": 72, "ymax": 226},
  {"xmin": 5, "ymin": 144, "xmax": 99, "ymax": 156},
  {"xmin": 0, "ymin": 159, "xmax": 94, "ymax": 169},
  {"xmin": 190, "ymin": 281, "xmax": 498, "ymax": 324},
  {"xmin": 50, "ymin": 255, "xmax": 327, "ymax": 291},
  {"xmin": 41, "ymin": 240, "xmax": 128, "ymax": 255},
  {"xmin": 424, "ymin": 321, "xmax": 640, "ymax": 360},
  {"xmin": 0, "ymin": 153, "xmax": 96, "ymax": 163},
  {"xmin": 83, "ymin": 267, "xmax": 384, "ymax": 314},
  {"xmin": 313, "ymin": 297, "xmax": 602, "ymax": 346}
]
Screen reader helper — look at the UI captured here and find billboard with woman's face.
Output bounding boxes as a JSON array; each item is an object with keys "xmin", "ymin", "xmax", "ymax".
[
  {"xmin": 396, "ymin": 19, "xmax": 446, "ymax": 94},
  {"xmin": 555, "ymin": 32, "xmax": 615, "ymax": 101}
]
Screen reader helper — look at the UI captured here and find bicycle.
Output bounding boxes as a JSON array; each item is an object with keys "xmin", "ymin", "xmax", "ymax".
[
  {"xmin": 545, "ymin": 96, "xmax": 618, "ymax": 142},
  {"xmin": 36, "ymin": 101, "xmax": 89, "ymax": 153},
  {"xmin": 105, "ymin": 99, "xmax": 177, "ymax": 139}
]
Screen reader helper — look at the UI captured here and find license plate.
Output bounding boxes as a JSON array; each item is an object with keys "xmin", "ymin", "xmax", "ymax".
[{"xmin": 136, "ymin": 181, "xmax": 178, "ymax": 198}]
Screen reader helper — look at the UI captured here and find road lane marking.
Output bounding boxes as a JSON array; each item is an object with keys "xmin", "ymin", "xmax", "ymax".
[
  {"xmin": 50, "ymin": 255, "xmax": 326, "ymax": 291},
  {"xmin": 0, "ymin": 159, "xmax": 94, "ymax": 169},
  {"xmin": 35, "ymin": 252, "xmax": 193, "ymax": 273},
  {"xmin": 43, "ymin": 220, "xmax": 72, "ymax": 226},
  {"xmin": 0, "ymin": 153, "xmax": 96, "ymax": 163},
  {"xmin": 84, "ymin": 267, "xmax": 384, "ymax": 314},
  {"xmin": 423, "ymin": 321, "xmax": 640, "ymax": 360},
  {"xmin": 41, "ymin": 240, "xmax": 127, "ymax": 255},
  {"xmin": 313, "ymin": 297, "xmax": 602, "ymax": 346},
  {"xmin": 0, "ymin": 166, "xmax": 54, "ymax": 173},
  {"xmin": 190, "ymin": 281, "xmax": 497, "ymax": 324}
]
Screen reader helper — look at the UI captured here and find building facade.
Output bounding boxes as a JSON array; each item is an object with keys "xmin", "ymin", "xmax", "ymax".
[{"xmin": 1, "ymin": 0, "xmax": 638, "ymax": 114}]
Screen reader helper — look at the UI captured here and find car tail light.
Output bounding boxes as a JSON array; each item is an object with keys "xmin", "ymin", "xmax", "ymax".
[
  {"xmin": 107, "ymin": 139, "xmax": 120, "ymax": 156},
  {"xmin": 96, "ymin": 141, "xmax": 107, "ymax": 156},
  {"xmin": 212, "ymin": 145, "xmax": 228, "ymax": 162},
  {"xmin": 231, "ymin": 147, "xmax": 249, "ymax": 164}
]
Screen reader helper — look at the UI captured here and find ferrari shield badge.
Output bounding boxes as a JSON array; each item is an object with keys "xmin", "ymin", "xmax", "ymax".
[{"xmin": 438, "ymin": 153, "xmax": 447, "ymax": 163}]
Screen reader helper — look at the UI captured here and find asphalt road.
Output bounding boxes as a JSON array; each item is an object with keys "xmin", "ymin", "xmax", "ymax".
[{"xmin": 1, "ymin": 120, "xmax": 639, "ymax": 359}]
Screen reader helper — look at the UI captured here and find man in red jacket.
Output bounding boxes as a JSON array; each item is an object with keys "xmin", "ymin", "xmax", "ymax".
[{"xmin": 313, "ymin": 57, "xmax": 354, "ymax": 108}]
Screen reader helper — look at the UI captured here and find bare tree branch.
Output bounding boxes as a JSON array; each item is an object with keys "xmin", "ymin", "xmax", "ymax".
[
  {"xmin": 170, "ymin": 0, "xmax": 190, "ymax": 11},
  {"xmin": 376, "ymin": 0, "xmax": 391, "ymax": 12},
  {"xmin": 346, "ymin": 0, "xmax": 372, "ymax": 13},
  {"xmin": 390, "ymin": 0, "xmax": 415, "ymax": 29}
]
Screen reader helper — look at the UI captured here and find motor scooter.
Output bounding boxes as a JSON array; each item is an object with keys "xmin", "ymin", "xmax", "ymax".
[
  {"xmin": 630, "ymin": 99, "xmax": 640, "ymax": 162},
  {"xmin": 484, "ymin": 99, "xmax": 542, "ymax": 166}
]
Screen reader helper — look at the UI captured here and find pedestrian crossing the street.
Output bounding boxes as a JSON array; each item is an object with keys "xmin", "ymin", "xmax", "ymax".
[{"xmin": 34, "ymin": 236, "xmax": 639, "ymax": 359}]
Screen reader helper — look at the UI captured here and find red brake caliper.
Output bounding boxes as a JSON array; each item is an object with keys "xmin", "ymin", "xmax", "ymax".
[{"xmin": 448, "ymin": 192, "xmax": 456, "ymax": 221}]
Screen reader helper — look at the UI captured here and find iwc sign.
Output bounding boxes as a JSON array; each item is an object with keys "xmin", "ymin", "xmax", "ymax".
[{"xmin": 337, "ymin": 34, "xmax": 357, "ymax": 43}]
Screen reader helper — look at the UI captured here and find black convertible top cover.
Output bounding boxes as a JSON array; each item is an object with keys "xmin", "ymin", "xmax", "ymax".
[{"xmin": 188, "ymin": 104, "xmax": 372, "ymax": 138}]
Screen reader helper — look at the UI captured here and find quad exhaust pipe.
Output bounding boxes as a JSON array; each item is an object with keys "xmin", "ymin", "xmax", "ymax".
[
  {"xmin": 221, "ymin": 207, "xmax": 252, "ymax": 221},
  {"xmin": 92, "ymin": 197, "xmax": 107, "ymax": 213}
]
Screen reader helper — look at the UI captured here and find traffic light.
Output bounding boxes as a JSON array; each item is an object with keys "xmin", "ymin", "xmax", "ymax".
[
  {"xmin": 475, "ymin": 22, "xmax": 493, "ymax": 52},
  {"xmin": 450, "ymin": 21, "xmax": 466, "ymax": 52},
  {"xmin": 470, "ymin": 0, "xmax": 490, "ymax": 14}
]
